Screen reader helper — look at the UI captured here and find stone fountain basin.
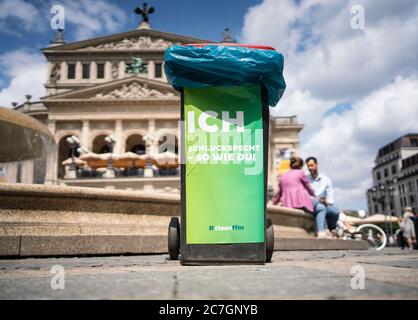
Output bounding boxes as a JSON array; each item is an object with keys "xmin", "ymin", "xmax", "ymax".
[
  {"xmin": 0, "ymin": 106, "xmax": 55, "ymax": 162},
  {"xmin": 0, "ymin": 183, "xmax": 367, "ymax": 256}
]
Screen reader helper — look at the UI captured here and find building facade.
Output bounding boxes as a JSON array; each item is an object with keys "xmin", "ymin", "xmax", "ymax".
[
  {"xmin": 3, "ymin": 20, "xmax": 304, "ymax": 194},
  {"xmin": 367, "ymin": 133, "xmax": 418, "ymax": 215}
]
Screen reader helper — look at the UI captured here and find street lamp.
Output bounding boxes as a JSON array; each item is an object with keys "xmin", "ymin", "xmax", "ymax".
[
  {"xmin": 379, "ymin": 183, "xmax": 389, "ymax": 237},
  {"xmin": 77, "ymin": 146, "xmax": 90, "ymax": 155},
  {"xmin": 103, "ymin": 134, "xmax": 116, "ymax": 178},
  {"xmin": 380, "ymin": 183, "xmax": 390, "ymax": 238},
  {"xmin": 66, "ymin": 135, "xmax": 80, "ymax": 177},
  {"xmin": 387, "ymin": 182, "xmax": 395, "ymax": 239},
  {"xmin": 104, "ymin": 134, "xmax": 116, "ymax": 153},
  {"xmin": 369, "ymin": 181, "xmax": 395, "ymax": 241}
]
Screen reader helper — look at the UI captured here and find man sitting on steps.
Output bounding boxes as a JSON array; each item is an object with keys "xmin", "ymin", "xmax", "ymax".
[{"xmin": 305, "ymin": 157, "xmax": 340, "ymax": 239}]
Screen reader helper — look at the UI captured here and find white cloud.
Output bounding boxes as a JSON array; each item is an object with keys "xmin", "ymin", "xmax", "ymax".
[
  {"xmin": 302, "ymin": 77, "xmax": 418, "ymax": 209},
  {"xmin": 0, "ymin": 0, "xmax": 45, "ymax": 35},
  {"xmin": 0, "ymin": 0, "xmax": 127, "ymax": 107},
  {"xmin": 272, "ymin": 87, "xmax": 336, "ymax": 139},
  {"xmin": 60, "ymin": 0, "xmax": 127, "ymax": 40},
  {"xmin": 242, "ymin": 0, "xmax": 418, "ymax": 101},
  {"xmin": 0, "ymin": 0, "xmax": 127, "ymax": 40},
  {"xmin": 296, "ymin": 14, "xmax": 418, "ymax": 101},
  {"xmin": 241, "ymin": 0, "xmax": 418, "ymax": 210},
  {"xmin": 0, "ymin": 49, "xmax": 47, "ymax": 107}
]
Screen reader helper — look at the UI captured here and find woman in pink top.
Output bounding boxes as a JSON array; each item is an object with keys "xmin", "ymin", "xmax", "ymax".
[{"xmin": 272, "ymin": 157, "xmax": 315, "ymax": 212}]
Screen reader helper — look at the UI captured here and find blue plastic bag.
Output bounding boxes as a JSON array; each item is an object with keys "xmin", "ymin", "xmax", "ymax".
[{"xmin": 164, "ymin": 44, "xmax": 286, "ymax": 107}]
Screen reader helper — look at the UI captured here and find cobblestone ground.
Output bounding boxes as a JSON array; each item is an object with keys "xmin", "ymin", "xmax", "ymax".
[{"xmin": 0, "ymin": 248, "xmax": 417, "ymax": 299}]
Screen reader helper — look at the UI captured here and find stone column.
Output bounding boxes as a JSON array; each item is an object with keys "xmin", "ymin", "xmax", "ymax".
[
  {"xmin": 76, "ymin": 61, "xmax": 82, "ymax": 81},
  {"xmin": 21, "ymin": 159, "xmax": 34, "ymax": 184},
  {"xmin": 162, "ymin": 61, "xmax": 167, "ymax": 81},
  {"xmin": 142, "ymin": 120, "xmax": 156, "ymax": 178},
  {"xmin": 114, "ymin": 119, "xmax": 123, "ymax": 154},
  {"xmin": 105, "ymin": 61, "xmax": 112, "ymax": 80},
  {"xmin": 118, "ymin": 61, "xmax": 126, "ymax": 79},
  {"xmin": 45, "ymin": 120, "xmax": 57, "ymax": 185},
  {"xmin": 269, "ymin": 143, "xmax": 277, "ymax": 189},
  {"xmin": 47, "ymin": 62, "xmax": 54, "ymax": 83},
  {"xmin": 47, "ymin": 120, "xmax": 56, "ymax": 137},
  {"xmin": 148, "ymin": 119, "xmax": 158, "ymax": 154},
  {"xmin": 148, "ymin": 60, "xmax": 155, "ymax": 80},
  {"xmin": 81, "ymin": 120, "xmax": 90, "ymax": 149},
  {"xmin": 3, "ymin": 162, "xmax": 17, "ymax": 183},
  {"xmin": 90, "ymin": 61, "xmax": 97, "ymax": 81},
  {"xmin": 60, "ymin": 61, "xmax": 68, "ymax": 81}
]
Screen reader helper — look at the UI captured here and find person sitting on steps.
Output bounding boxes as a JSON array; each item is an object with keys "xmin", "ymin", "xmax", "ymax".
[
  {"xmin": 305, "ymin": 157, "xmax": 340, "ymax": 239},
  {"xmin": 272, "ymin": 156, "xmax": 315, "ymax": 213}
]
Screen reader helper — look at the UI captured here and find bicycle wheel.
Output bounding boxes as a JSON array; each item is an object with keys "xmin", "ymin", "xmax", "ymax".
[{"xmin": 355, "ymin": 224, "xmax": 387, "ymax": 251}]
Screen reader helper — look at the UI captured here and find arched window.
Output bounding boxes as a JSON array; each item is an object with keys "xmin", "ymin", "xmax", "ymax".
[
  {"xmin": 125, "ymin": 134, "xmax": 146, "ymax": 155},
  {"xmin": 92, "ymin": 134, "xmax": 111, "ymax": 154},
  {"xmin": 57, "ymin": 134, "xmax": 80, "ymax": 179}
]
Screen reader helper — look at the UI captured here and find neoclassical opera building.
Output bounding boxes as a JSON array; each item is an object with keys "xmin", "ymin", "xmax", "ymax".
[{"xmin": 4, "ymin": 13, "xmax": 303, "ymax": 195}]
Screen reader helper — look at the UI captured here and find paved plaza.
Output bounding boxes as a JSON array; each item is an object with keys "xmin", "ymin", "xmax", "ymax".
[{"xmin": 0, "ymin": 248, "xmax": 417, "ymax": 299}]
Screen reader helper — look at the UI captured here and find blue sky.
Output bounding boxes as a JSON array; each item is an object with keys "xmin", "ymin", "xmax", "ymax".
[
  {"xmin": 1, "ymin": 0, "xmax": 417, "ymax": 210},
  {"xmin": 0, "ymin": 0, "xmax": 261, "ymax": 54},
  {"xmin": 0, "ymin": 0, "xmax": 262, "ymax": 90}
]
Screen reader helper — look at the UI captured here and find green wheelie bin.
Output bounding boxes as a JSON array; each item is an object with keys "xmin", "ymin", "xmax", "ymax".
[{"xmin": 164, "ymin": 43, "xmax": 286, "ymax": 265}]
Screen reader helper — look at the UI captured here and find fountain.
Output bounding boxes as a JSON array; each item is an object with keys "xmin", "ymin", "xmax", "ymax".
[
  {"xmin": 0, "ymin": 106, "xmax": 360, "ymax": 258},
  {"xmin": 0, "ymin": 106, "xmax": 55, "ymax": 162}
]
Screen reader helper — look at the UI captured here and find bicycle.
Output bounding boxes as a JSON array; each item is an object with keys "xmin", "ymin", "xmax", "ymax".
[{"xmin": 336, "ymin": 223, "xmax": 387, "ymax": 251}]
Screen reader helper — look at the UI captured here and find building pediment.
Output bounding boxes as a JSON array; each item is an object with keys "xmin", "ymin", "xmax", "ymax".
[
  {"xmin": 43, "ymin": 29, "xmax": 212, "ymax": 52},
  {"xmin": 42, "ymin": 76, "xmax": 178, "ymax": 101},
  {"xmin": 94, "ymin": 80, "xmax": 176, "ymax": 99},
  {"xmin": 82, "ymin": 36, "xmax": 174, "ymax": 51}
]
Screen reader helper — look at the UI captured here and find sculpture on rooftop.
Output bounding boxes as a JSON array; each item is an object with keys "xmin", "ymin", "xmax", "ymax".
[
  {"xmin": 135, "ymin": 2, "xmax": 155, "ymax": 28},
  {"xmin": 50, "ymin": 64, "xmax": 61, "ymax": 83},
  {"xmin": 222, "ymin": 28, "xmax": 235, "ymax": 43},
  {"xmin": 126, "ymin": 57, "xmax": 148, "ymax": 75}
]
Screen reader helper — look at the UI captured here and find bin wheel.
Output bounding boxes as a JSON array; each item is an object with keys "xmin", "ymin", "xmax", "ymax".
[
  {"xmin": 168, "ymin": 217, "xmax": 180, "ymax": 260},
  {"xmin": 266, "ymin": 218, "xmax": 274, "ymax": 263}
]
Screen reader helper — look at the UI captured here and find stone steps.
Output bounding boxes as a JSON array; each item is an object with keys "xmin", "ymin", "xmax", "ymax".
[
  {"xmin": 0, "ymin": 183, "xmax": 368, "ymax": 257},
  {"xmin": 0, "ymin": 234, "xmax": 368, "ymax": 257}
]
